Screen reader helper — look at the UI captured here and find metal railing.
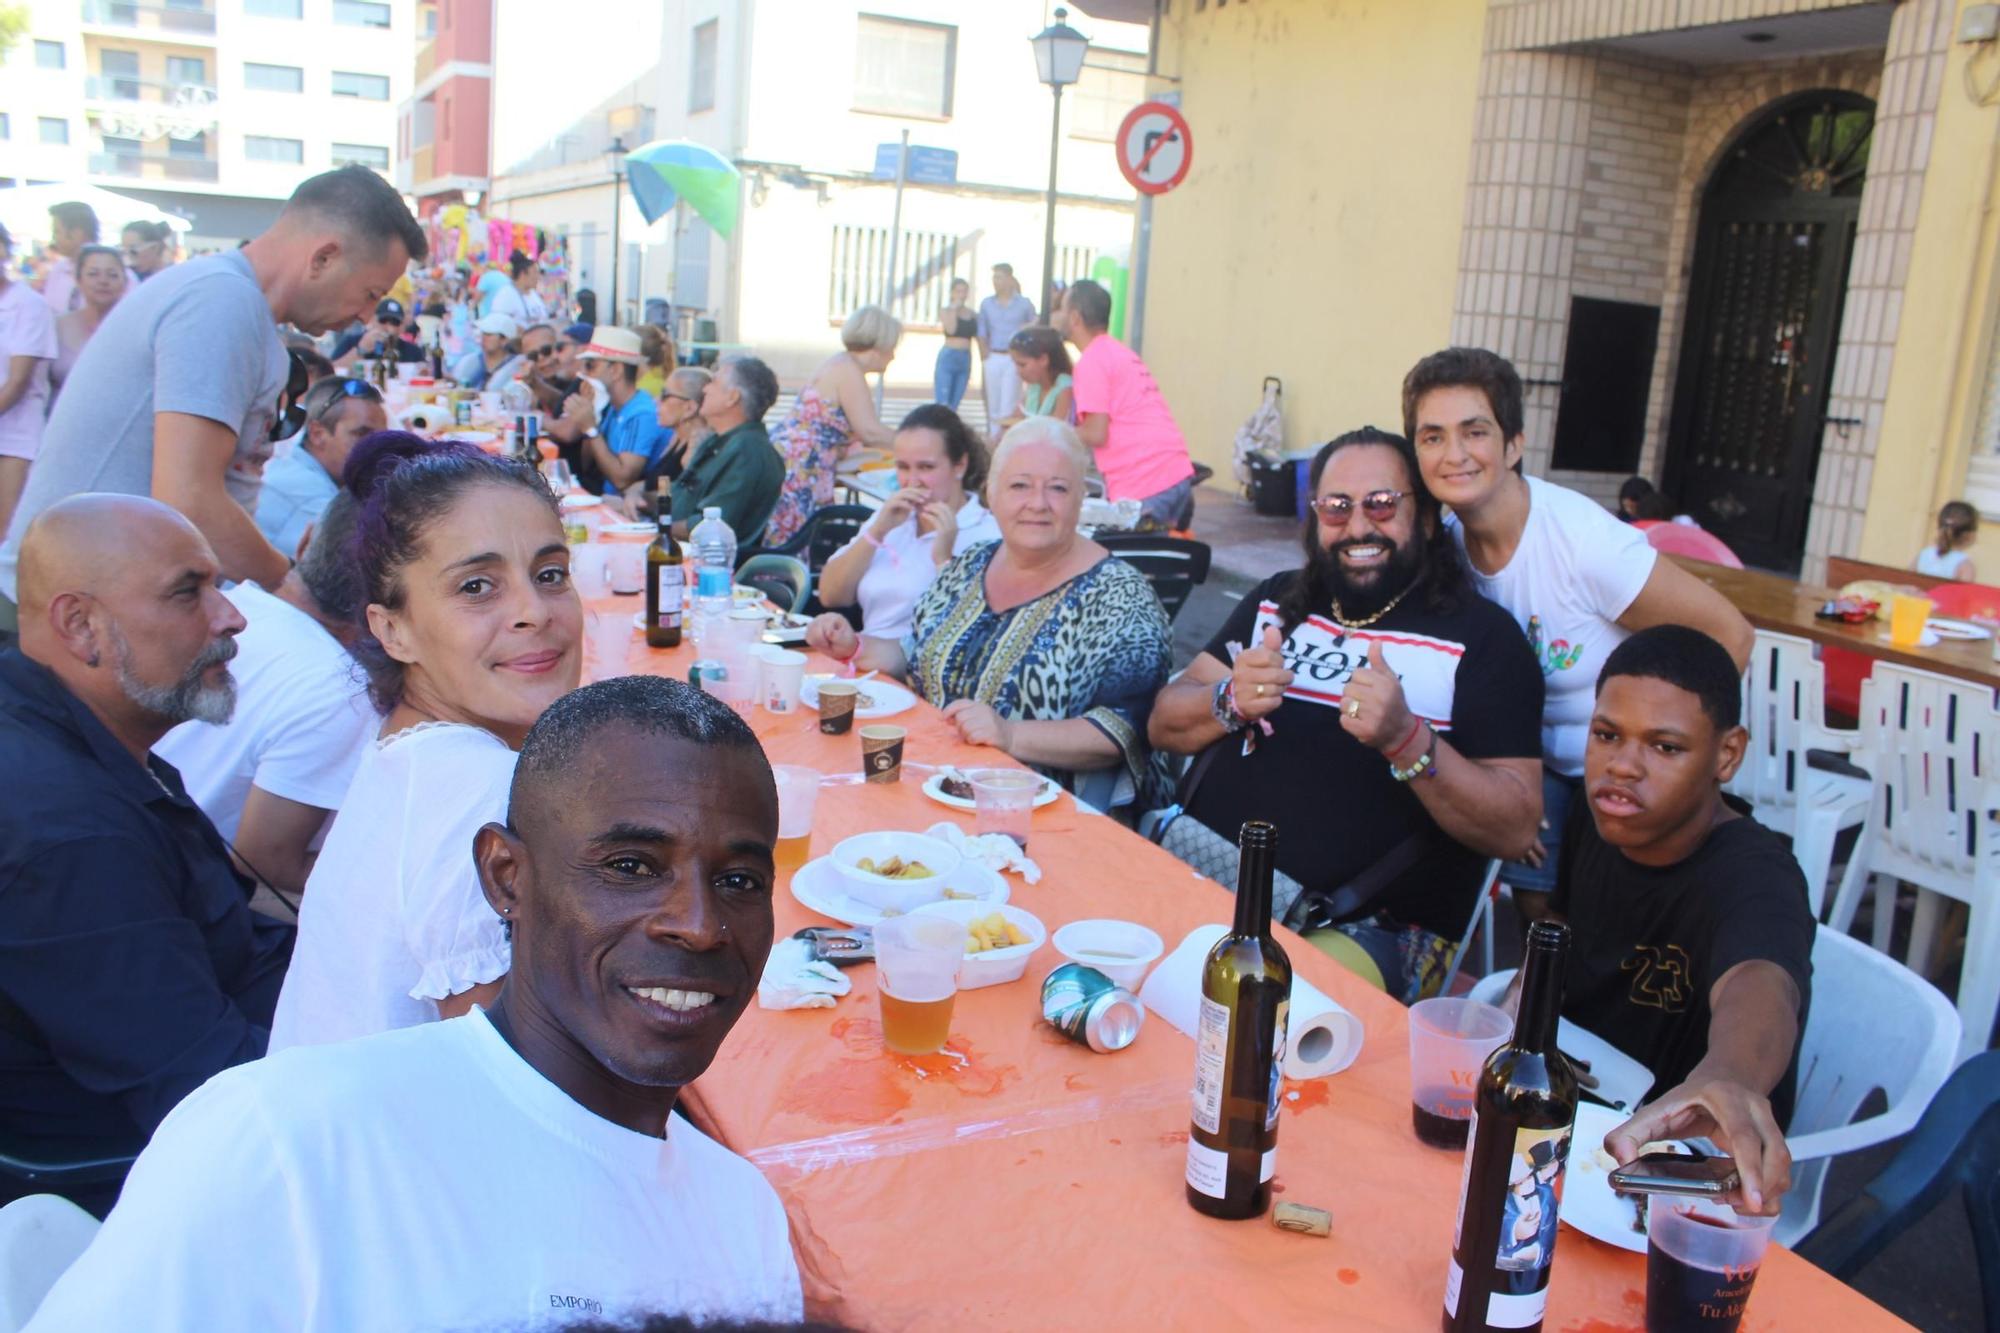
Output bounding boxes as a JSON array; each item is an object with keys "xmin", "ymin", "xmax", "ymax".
[
  {"xmin": 84, "ymin": 74, "xmax": 217, "ymax": 106},
  {"xmin": 80, "ymin": 1, "xmax": 218, "ymax": 36},
  {"xmin": 89, "ymin": 151, "xmax": 219, "ymax": 182}
]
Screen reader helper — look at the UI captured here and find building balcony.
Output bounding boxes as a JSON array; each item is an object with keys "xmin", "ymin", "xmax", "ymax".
[
  {"xmin": 90, "ymin": 150, "xmax": 219, "ymax": 183},
  {"xmin": 80, "ymin": 0, "xmax": 218, "ymax": 41},
  {"xmin": 414, "ymin": 35, "xmax": 437, "ymax": 85},
  {"xmin": 84, "ymin": 74, "xmax": 218, "ymax": 108}
]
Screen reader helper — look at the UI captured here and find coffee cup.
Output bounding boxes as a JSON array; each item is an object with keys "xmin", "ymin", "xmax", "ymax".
[
  {"xmin": 860, "ymin": 724, "xmax": 906, "ymax": 783},
  {"xmin": 818, "ymin": 681, "xmax": 859, "ymax": 735}
]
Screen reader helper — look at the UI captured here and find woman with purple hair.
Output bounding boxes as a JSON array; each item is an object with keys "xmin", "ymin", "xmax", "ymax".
[{"xmin": 269, "ymin": 432, "xmax": 582, "ymax": 1051}]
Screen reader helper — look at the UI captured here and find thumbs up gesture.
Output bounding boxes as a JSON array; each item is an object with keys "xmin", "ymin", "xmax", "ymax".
[
  {"xmin": 1339, "ymin": 636, "xmax": 1416, "ymax": 754},
  {"xmin": 1228, "ymin": 624, "xmax": 1294, "ymax": 723}
]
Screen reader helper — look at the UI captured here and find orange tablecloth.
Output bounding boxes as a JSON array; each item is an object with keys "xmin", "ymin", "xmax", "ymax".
[{"xmin": 596, "ymin": 613, "xmax": 1910, "ymax": 1331}]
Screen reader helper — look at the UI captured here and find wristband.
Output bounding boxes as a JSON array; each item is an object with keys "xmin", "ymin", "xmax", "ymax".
[
  {"xmin": 1211, "ymin": 677, "xmax": 1243, "ymax": 730},
  {"xmin": 1385, "ymin": 714, "xmax": 1422, "ymax": 762},
  {"xmin": 860, "ymin": 531, "xmax": 885, "ymax": 551},
  {"xmin": 1390, "ymin": 724, "xmax": 1439, "ymax": 782}
]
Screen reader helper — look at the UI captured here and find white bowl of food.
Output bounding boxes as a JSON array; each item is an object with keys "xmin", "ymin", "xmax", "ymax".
[
  {"xmin": 830, "ymin": 831, "xmax": 964, "ymax": 915},
  {"xmin": 912, "ymin": 900, "xmax": 1048, "ymax": 989},
  {"xmin": 1050, "ymin": 919, "xmax": 1166, "ymax": 989}
]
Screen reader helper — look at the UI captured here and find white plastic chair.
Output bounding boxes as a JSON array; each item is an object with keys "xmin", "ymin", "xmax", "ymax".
[
  {"xmin": 1824, "ymin": 661, "xmax": 2000, "ymax": 1062},
  {"xmin": 1465, "ymin": 968, "xmax": 1655, "ymax": 1114},
  {"xmin": 1727, "ymin": 630, "xmax": 1871, "ymax": 917},
  {"xmin": 0, "ymin": 1194, "xmax": 98, "ymax": 1332},
  {"xmin": 1778, "ymin": 925, "xmax": 1960, "ymax": 1245}
]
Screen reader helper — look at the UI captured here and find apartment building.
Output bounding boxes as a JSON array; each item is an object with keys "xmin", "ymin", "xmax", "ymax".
[
  {"xmin": 395, "ymin": 0, "xmax": 492, "ymax": 212},
  {"xmin": 486, "ymin": 0, "xmax": 1152, "ymax": 380},
  {"xmin": 0, "ymin": 0, "xmax": 412, "ymax": 247}
]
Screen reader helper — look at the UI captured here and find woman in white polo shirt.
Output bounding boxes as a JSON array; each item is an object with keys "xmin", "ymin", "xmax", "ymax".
[
  {"xmin": 1403, "ymin": 347, "xmax": 1753, "ymax": 915},
  {"xmin": 806, "ymin": 404, "xmax": 999, "ymax": 665}
]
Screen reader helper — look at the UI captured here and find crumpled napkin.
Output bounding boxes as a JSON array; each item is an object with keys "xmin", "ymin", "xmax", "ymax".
[
  {"xmin": 757, "ymin": 937, "xmax": 853, "ymax": 1010},
  {"xmin": 925, "ymin": 821, "xmax": 1043, "ymax": 884}
]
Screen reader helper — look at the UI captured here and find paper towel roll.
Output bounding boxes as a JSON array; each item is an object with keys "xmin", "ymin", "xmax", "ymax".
[{"xmin": 1137, "ymin": 923, "xmax": 1365, "ymax": 1079}]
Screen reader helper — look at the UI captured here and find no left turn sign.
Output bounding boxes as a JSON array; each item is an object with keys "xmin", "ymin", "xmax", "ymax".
[{"xmin": 1115, "ymin": 101, "xmax": 1193, "ymax": 197}]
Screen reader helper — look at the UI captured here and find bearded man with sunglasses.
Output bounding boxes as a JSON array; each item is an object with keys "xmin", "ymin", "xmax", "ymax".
[
  {"xmin": 255, "ymin": 376, "xmax": 385, "ymax": 555},
  {"xmin": 1149, "ymin": 427, "xmax": 1544, "ymax": 1002}
]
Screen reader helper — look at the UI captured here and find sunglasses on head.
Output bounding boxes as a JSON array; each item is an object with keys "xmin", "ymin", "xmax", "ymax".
[
  {"xmin": 275, "ymin": 349, "xmax": 312, "ymax": 438},
  {"xmin": 1310, "ymin": 490, "xmax": 1409, "ymax": 524},
  {"xmin": 312, "ymin": 378, "xmax": 379, "ymax": 424}
]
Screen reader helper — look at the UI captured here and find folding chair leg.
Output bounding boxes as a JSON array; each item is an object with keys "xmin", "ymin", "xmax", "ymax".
[
  {"xmin": 1871, "ymin": 877, "xmax": 1897, "ymax": 955},
  {"xmin": 1478, "ymin": 894, "xmax": 1495, "ymax": 977}
]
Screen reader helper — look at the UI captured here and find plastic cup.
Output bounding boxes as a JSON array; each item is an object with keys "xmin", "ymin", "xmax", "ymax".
[
  {"xmin": 1645, "ymin": 1196, "xmax": 1776, "ymax": 1332},
  {"xmin": 874, "ymin": 915, "xmax": 962, "ymax": 1055},
  {"xmin": 569, "ymin": 543, "xmax": 609, "ymax": 599},
  {"xmin": 1888, "ymin": 593, "xmax": 1934, "ymax": 647},
  {"xmin": 757, "ymin": 646, "xmax": 807, "ymax": 714},
  {"xmin": 1407, "ymin": 997, "xmax": 1512, "ymax": 1149},
  {"xmin": 972, "ymin": 770, "xmax": 1041, "ymax": 849},
  {"xmin": 771, "ymin": 764, "xmax": 821, "ymax": 879},
  {"xmin": 586, "ymin": 608, "xmax": 631, "ymax": 677},
  {"xmin": 860, "ymin": 724, "xmax": 907, "ymax": 784}
]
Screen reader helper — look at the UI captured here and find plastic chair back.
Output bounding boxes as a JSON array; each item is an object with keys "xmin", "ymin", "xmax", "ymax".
[
  {"xmin": 1097, "ymin": 534, "xmax": 1212, "ymax": 624},
  {"xmin": 1929, "ymin": 582, "xmax": 2000, "ymax": 622},
  {"xmin": 1641, "ymin": 523, "xmax": 1744, "ymax": 568},
  {"xmin": 1731, "ymin": 631, "xmax": 1834, "ymax": 814},
  {"xmin": 1778, "ymin": 925, "xmax": 1961, "ymax": 1245},
  {"xmin": 734, "ymin": 554, "xmax": 809, "ymax": 614},
  {"xmin": 1852, "ymin": 663, "xmax": 2000, "ymax": 887},
  {"xmin": 0, "ymin": 1194, "xmax": 98, "ymax": 1332},
  {"xmin": 1795, "ymin": 1050, "xmax": 2000, "ymax": 1323},
  {"xmin": 1821, "ymin": 645, "xmax": 1872, "ymax": 724}
]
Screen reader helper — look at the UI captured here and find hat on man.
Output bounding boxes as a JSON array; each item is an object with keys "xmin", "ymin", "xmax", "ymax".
[
  {"xmin": 375, "ymin": 298, "xmax": 407, "ymax": 323},
  {"xmin": 581, "ymin": 326, "xmax": 644, "ymax": 366},
  {"xmin": 562, "ymin": 322, "xmax": 594, "ymax": 346},
  {"xmin": 476, "ymin": 312, "xmax": 521, "ymax": 339}
]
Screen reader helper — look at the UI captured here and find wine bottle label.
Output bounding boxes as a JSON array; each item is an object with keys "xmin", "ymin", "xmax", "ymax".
[
  {"xmin": 1481, "ymin": 1123, "xmax": 1571, "ymax": 1326},
  {"xmin": 1265, "ymin": 998, "xmax": 1289, "ymax": 1131},
  {"xmin": 1259, "ymin": 1146, "xmax": 1275, "ymax": 1183},
  {"xmin": 1184, "ymin": 1138, "xmax": 1229, "ymax": 1199},
  {"xmin": 1450, "ymin": 1106, "xmax": 1480, "ymax": 1251},
  {"xmin": 654, "ymin": 566, "xmax": 685, "ymax": 622},
  {"xmin": 1190, "ymin": 995, "xmax": 1229, "ymax": 1135}
]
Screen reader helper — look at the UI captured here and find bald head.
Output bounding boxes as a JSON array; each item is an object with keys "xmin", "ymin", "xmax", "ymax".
[{"xmin": 18, "ymin": 494, "xmax": 246, "ymax": 753}]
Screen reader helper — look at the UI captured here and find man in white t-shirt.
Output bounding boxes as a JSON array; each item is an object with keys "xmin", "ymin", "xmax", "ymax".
[
  {"xmin": 155, "ymin": 492, "xmax": 377, "ymax": 896},
  {"xmin": 27, "ymin": 676, "xmax": 802, "ymax": 1331}
]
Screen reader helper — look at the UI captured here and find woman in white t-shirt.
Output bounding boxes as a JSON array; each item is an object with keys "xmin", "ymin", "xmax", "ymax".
[
  {"xmin": 270, "ymin": 431, "xmax": 583, "ymax": 1051},
  {"xmin": 1404, "ymin": 348, "xmax": 1753, "ymax": 912},
  {"xmin": 487, "ymin": 253, "xmax": 548, "ymax": 328},
  {"xmin": 806, "ymin": 404, "xmax": 1000, "ymax": 672}
]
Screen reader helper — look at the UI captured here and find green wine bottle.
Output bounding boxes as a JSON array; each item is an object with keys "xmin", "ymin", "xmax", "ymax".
[{"xmin": 645, "ymin": 482, "xmax": 685, "ymax": 650}]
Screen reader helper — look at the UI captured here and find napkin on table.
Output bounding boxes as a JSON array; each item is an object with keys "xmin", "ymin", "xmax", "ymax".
[
  {"xmin": 757, "ymin": 937, "xmax": 853, "ymax": 1010},
  {"xmin": 924, "ymin": 821, "xmax": 1043, "ymax": 884}
]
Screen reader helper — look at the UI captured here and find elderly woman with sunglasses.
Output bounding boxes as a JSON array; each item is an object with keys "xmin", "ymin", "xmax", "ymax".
[{"xmin": 255, "ymin": 376, "xmax": 387, "ymax": 556}]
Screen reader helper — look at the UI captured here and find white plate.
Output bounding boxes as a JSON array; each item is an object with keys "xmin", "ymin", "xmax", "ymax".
[
  {"xmin": 1560, "ymin": 1102, "xmax": 1698, "ymax": 1253},
  {"xmin": 789, "ymin": 854, "xmax": 1008, "ymax": 927},
  {"xmin": 920, "ymin": 770, "xmax": 1063, "ymax": 812},
  {"xmin": 1929, "ymin": 617, "xmax": 1992, "ymax": 642},
  {"xmin": 800, "ymin": 674, "xmax": 917, "ymax": 719},
  {"xmin": 1878, "ymin": 628, "xmax": 1943, "ymax": 648}
]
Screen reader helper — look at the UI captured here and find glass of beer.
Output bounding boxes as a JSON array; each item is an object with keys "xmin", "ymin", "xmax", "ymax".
[
  {"xmin": 875, "ymin": 916, "xmax": 962, "ymax": 1055},
  {"xmin": 770, "ymin": 765, "xmax": 821, "ymax": 878},
  {"xmin": 1646, "ymin": 1196, "xmax": 1776, "ymax": 1333}
]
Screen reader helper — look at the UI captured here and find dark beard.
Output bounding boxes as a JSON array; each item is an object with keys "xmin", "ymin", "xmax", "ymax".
[{"xmin": 1319, "ymin": 535, "xmax": 1425, "ymax": 620}]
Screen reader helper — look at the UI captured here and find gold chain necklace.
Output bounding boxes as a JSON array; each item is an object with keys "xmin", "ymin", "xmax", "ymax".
[{"xmin": 1329, "ymin": 581, "xmax": 1414, "ymax": 630}]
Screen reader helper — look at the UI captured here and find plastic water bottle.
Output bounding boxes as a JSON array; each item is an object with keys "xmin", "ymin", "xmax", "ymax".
[{"xmin": 688, "ymin": 506, "xmax": 737, "ymax": 647}]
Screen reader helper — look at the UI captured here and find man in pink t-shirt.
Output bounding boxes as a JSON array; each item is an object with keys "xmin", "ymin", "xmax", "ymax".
[{"xmin": 1056, "ymin": 279, "xmax": 1195, "ymax": 530}]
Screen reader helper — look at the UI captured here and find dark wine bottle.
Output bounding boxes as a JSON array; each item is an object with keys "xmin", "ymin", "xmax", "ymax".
[
  {"xmin": 645, "ymin": 484, "xmax": 685, "ymax": 649},
  {"xmin": 1443, "ymin": 921, "xmax": 1579, "ymax": 1333},
  {"xmin": 1185, "ymin": 820, "xmax": 1292, "ymax": 1220}
]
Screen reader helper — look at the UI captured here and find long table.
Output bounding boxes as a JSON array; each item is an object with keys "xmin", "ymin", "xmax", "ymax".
[
  {"xmin": 592, "ymin": 613, "xmax": 1910, "ymax": 1330},
  {"xmin": 1671, "ymin": 554, "xmax": 2000, "ymax": 690}
]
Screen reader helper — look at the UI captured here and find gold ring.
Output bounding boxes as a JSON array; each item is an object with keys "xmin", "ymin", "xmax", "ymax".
[
  {"xmin": 1255, "ymin": 683, "xmax": 1267, "ymax": 698},
  {"xmin": 1346, "ymin": 700, "xmax": 1362, "ymax": 718}
]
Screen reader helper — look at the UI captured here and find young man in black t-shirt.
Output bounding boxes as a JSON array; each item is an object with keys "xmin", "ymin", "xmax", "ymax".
[
  {"xmin": 1151, "ymin": 428, "xmax": 1545, "ymax": 1001},
  {"xmin": 1549, "ymin": 624, "xmax": 1814, "ymax": 1217}
]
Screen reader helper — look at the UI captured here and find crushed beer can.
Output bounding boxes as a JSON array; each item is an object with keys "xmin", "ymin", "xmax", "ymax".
[{"xmin": 1041, "ymin": 962, "xmax": 1144, "ymax": 1053}]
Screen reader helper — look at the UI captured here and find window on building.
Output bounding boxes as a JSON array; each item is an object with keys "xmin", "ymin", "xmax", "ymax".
[
  {"xmin": 245, "ymin": 0, "xmax": 303, "ymax": 16},
  {"xmin": 332, "ymin": 142, "xmax": 389, "ymax": 169},
  {"xmin": 244, "ymin": 61, "xmax": 303, "ymax": 92},
  {"xmin": 245, "ymin": 134, "xmax": 304, "ymax": 163},
  {"xmin": 39, "ymin": 117, "xmax": 69, "ymax": 145},
  {"xmin": 99, "ymin": 48, "xmax": 140, "ymax": 99},
  {"xmin": 165, "ymin": 56, "xmax": 207, "ymax": 87},
  {"xmin": 689, "ymin": 19, "xmax": 718, "ymax": 114},
  {"xmin": 331, "ymin": 70, "xmax": 390, "ymax": 100},
  {"xmin": 34, "ymin": 40, "xmax": 65, "ymax": 70},
  {"xmin": 1069, "ymin": 48, "xmax": 1149, "ymax": 142},
  {"xmin": 101, "ymin": 134, "xmax": 142, "ymax": 156},
  {"xmin": 853, "ymin": 15, "xmax": 953, "ymax": 119},
  {"xmin": 420, "ymin": 6, "xmax": 435, "ymax": 36},
  {"xmin": 332, "ymin": 0, "xmax": 392, "ymax": 27},
  {"xmin": 0, "ymin": 114, "xmax": 9, "ymax": 140},
  {"xmin": 168, "ymin": 131, "xmax": 208, "ymax": 159}
]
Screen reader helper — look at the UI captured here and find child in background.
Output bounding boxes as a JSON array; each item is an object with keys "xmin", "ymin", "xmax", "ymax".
[{"xmin": 1915, "ymin": 500, "xmax": 1979, "ymax": 580}]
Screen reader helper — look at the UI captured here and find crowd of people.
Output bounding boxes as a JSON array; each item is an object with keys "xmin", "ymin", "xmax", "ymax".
[{"xmin": 0, "ymin": 164, "xmax": 1825, "ymax": 1326}]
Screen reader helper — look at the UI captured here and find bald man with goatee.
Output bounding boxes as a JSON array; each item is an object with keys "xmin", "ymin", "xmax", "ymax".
[{"xmin": 0, "ymin": 494, "xmax": 294, "ymax": 1215}]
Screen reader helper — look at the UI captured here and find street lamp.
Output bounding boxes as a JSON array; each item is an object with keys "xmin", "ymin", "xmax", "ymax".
[
  {"xmin": 1030, "ymin": 6, "xmax": 1089, "ymax": 321},
  {"xmin": 606, "ymin": 134, "xmax": 629, "ymax": 326}
]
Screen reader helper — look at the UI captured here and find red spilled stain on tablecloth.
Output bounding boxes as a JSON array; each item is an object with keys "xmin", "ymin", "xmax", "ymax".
[
  {"xmin": 1063, "ymin": 1073, "xmax": 1090, "ymax": 1092},
  {"xmin": 1271, "ymin": 1179, "xmax": 1286, "ymax": 1194},
  {"xmin": 1283, "ymin": 1078, "xmax": 1332, "ymax": 1116},
  {"xmin": 1158, "ymin": 1130, "xmax": 1189, "ymax": 1146},
  {"xmin": 775, "ymin": 1017, "xmax": 1018, "ymax": 1125},
  {"xmin": 1554, "ymin": 1291, "xmax": 1643, "ymax": 1333},
  {"xmin": 1337, "ymin": 1268, "xmax": 1360, "ymax": 1286}
]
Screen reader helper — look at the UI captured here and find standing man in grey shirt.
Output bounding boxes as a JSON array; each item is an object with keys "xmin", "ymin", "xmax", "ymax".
[
  {"xmin": 976, "ymin": 262, "xmax": 1037, "ymax": 431},
  {"xmin": 0, "ymin": 166, "xmax": 425, "ymax": 617}
]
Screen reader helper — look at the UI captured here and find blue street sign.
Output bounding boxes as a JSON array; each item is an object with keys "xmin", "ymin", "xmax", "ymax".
[{"xmin": 873, "ymin": 143, "xmax": 958, "ymax": 186}]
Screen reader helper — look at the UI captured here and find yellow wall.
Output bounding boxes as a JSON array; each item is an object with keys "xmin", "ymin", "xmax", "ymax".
[
  {"xmin": 1141, "ymin": 0, "xmax": 1487, "ymax": 471},
  {"xmin": 1858, "ymin": 2, "xmax": 2000, "ymax": 565}
]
